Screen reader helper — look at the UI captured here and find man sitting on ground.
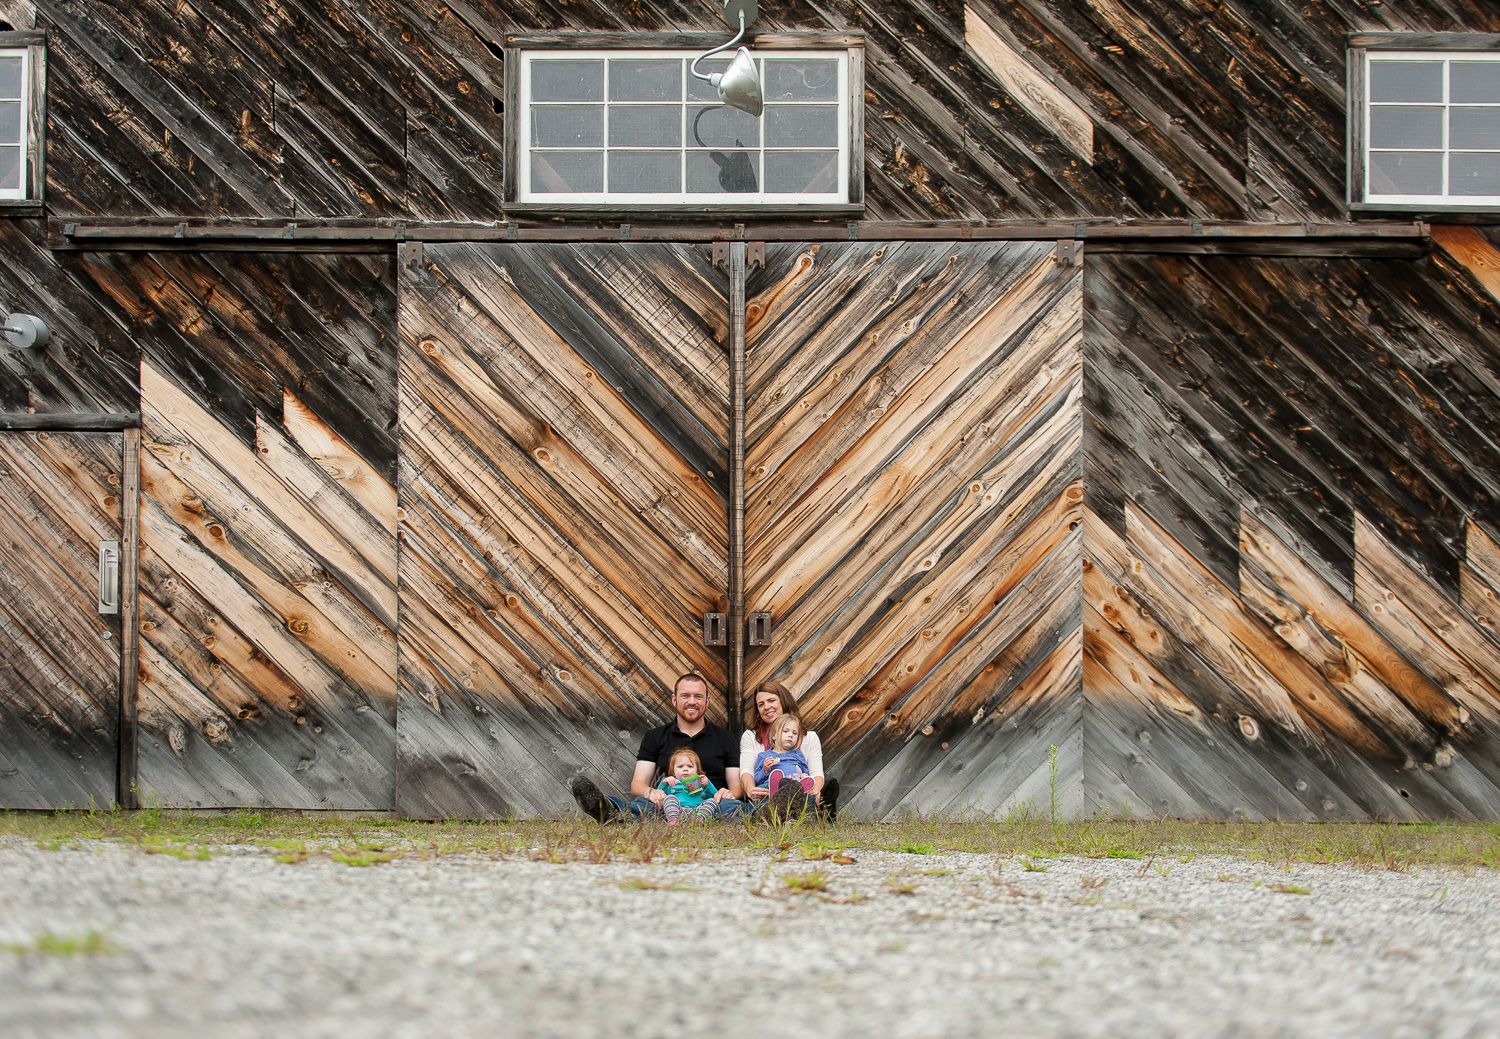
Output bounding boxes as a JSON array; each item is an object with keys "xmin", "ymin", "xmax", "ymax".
[{"xmin": 572, "ymin": 673, "xmax": 751, "ymax": 822}]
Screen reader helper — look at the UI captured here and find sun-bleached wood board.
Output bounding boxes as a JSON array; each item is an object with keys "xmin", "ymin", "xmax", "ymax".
[
  {"xmin": 0, "ymin": 432, "xmax": 123, "ymax": 809},
  {"xmin": 135, "ymin": 359, "xmax": 396, "ymax": 809},
  {"xmin": 744, "ymin": 241, "xmax": 1084, "ymax": 818},
  {"xmin": 396, "ymin": 243, "xmax": 730, "ymax": 819},
  {"xmin": 1081, "ymin": 500, "xmax": 1500, "ymax": 822}
]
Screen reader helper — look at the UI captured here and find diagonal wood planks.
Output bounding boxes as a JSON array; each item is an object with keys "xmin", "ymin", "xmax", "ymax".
[
  {"xmin": 1082, "ymin": 251, "xmax": 1500, "ymax": 821},
  {"xmin": 396, "ymin": 243, "xmax": 731, "ymax": 819},
  {"xmin": 744, "ymin": 241, "xmax": 1085, "ymax": 821},
  {"xmin": 0, "ymin": 432, "xmax": 123, "ymax": 809},
  {"xmin": 135, "ymin": 360, "xmax": 397, "ymax": 809}
]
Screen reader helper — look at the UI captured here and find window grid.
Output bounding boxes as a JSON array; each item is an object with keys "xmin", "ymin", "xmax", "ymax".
[
  {"xmin": 0, "ymin": 48, "xmax": 28, "ymax": 201},
  {"xmin": 1365, "ymin": 51, "xmax": 1500, "ymax": 205},
  {"xmin": 519, "ymin": 49, "xmax": 848, "ymax": 205}
]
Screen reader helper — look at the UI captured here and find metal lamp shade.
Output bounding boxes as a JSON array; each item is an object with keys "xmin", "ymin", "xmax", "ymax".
[{"xmin": 712, "ymin": 47, "xmax": 763, "ymax": 117}]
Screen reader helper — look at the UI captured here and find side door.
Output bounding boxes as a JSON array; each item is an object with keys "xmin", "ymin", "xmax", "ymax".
[
  {"xmin": 0, "ymin": 431, "xmax": 124, "ymax": 809},
  {"xmin": 744, "ymin": 242, "xmax": 1084, "ymax": 820}
]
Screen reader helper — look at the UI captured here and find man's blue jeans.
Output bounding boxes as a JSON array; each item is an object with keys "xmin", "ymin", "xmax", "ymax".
[{"xmin": 604, "ymin": 794, "xmax": 751, "ymax": 821}]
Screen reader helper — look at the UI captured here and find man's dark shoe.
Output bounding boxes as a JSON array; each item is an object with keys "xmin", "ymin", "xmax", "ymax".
[
  {"xmin": 571, "ymin": 775, "xmax": 619, "ymax": 823},
  {"xmin": 820, "ymin": 777, "xmax": 841, "ymax": 824}
]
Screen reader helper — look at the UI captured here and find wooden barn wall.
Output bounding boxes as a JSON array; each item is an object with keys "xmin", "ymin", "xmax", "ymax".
[
  {"xmin": 395, "ymin": 242, "xmax": 730, "ymax": 819},
  {"xmin": 2, "ymin": 0, "xmax": 1495, "ymax": 225},
  {"xmin": 0, "ymin": 221, "xmax": 138, "ymax": 415},
  {"xmin": 743, "ymin": 241, "xmax": 1084, "ymax": 821},
  {"xmin": 1082, "ymin": 250, "xmax": 1500, "ymax": 820},
  {"xmin": 70, "ymin": 250, "xmax": 400, "ymax": 809}
]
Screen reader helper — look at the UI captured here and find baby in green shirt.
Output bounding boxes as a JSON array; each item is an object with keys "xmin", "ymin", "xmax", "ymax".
[{"xmin": 658, "ymin": 747, "xmax": 719, "ymax": 825}]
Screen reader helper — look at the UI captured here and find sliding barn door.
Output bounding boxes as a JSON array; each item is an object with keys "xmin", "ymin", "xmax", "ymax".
[
  {"xmin": 397, "ymin": 243, "xmax": 729, "ymax": 818},
  {"xmin": 744, "ymin": 242, "xmax": 1084, "ymax": 820},
  {"xmin": 0, "ymin": 432, "xmax": 123, "ymax": 809}
]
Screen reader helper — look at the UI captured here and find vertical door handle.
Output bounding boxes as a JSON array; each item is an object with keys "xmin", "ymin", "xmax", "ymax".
[
  {"xmin": 98, "ymin": 540, "xmax": 120, "ymax": 615},
  {"xmin": 747, "ymin": 611, "xmax": 771, "ymax": 646}
]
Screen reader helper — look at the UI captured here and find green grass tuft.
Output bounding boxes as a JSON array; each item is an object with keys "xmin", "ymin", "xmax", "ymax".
[{"xmin": 3, "ymin": 930, "xmax": 117, "ymax": 956}]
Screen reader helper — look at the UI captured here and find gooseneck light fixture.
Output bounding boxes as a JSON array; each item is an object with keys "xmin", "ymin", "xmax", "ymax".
[{"xmin": 689, "ymin": 0, "xmax": 763, "ymax": 117}]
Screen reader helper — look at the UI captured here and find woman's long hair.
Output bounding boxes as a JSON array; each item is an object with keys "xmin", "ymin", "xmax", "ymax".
[{"xmin": 745, "ymin": 680, "xmax": 804, "ymax": 744}]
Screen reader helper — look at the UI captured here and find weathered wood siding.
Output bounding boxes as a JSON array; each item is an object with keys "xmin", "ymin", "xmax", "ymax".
[
  {"xmin": 8, "ymin": 0, "xmax": 1494, "ymax": 225},
  {"xmin": 1083, "ymin": 252, "xmax": 1500, "ymax": 819},
  {"xmin": 70, "ymin": 251, "xmax": 400, "ymax": 808},
  {"xmin": 0, "ymin": 431, "xmax": 121, "ymax": 809},
  {"xmin": 744, "ymin": 242, "xmax": 1083, "ymax": 820},
  {"xmin": 3, "ymin": 0, "xmax": 1500, "ymax": 820},
  {"xmin": 395, "ymin": 242, "xmax": 730, "ymax": 819},
  {"xmin": 0, "ymin": 221, "xmax": 139, "ymax": 415}
]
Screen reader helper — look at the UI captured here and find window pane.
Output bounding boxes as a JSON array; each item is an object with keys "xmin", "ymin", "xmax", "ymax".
[
  {"xmin": 687, "ymin": 104, "xmax": 759, "ymax": 148},
  {"xmin": 531, "ymin": 106, "xmax": 603, "ymax": 148},
  {"xmin": 609, "ymin": 151, "xmax": 680, "ymax": 193},
  {"xmin": 687, "ymin": 150, "xmax": 758, "ymax": 193},
  {"xmin": 610, "ymin": 60, "xmax": 680, "ymax": 102},
  {"xmin": 1451, "ymin": 107, "xmax": 1500, "ymax": 151},
  {"xmin": 0, "ymin": 146, "xmax": 19, "ymax": 190},
  {"xmin": 532, "ymin": 61, "xmax": 604, "ymax": 102},
  {"xmin": 765, "ymin": 105, "xmax": 836, "ymax": 147},
  {"xmin": 0, "ymin": 57, "xmax": 21, "ymax": 100},
  {"xmin": 609, "ymin": 105, "xmax": 680, "ymax": 148},
  {"xmin": 1451, "ymin": 153, "xmax": 1500, "ymax": 196},
  {"xmin": 1369, "ymin": 106, "xmax": 1443, "ymax": 150},
  {"xmin": 531, "ymin": 151, "xmax": 603, "ymax": 193},
  {"xmin": 686, "ymin": 60, "xmax": 731, "ymax": 102},
  {"xmin": 765, "ymin": 150, "xmax": 837, "ymax": 193},
  {"xmin": 0, "ymin": 101, "xmax": 19, "ymax": 144},
  {"xmin": 1368, "ymin": 151, "xmax": 1442, "ymax": 195},
  {"xmin": 1452, "ymin": 63, "xmax": 1500, "ymax": 104},
  {"xmin": 1369, "ymin": 61, "xmax": 1442, "ymax": 103},
  {"xmin": 764, "ymin": 59, "xmax": 838, "ymax": 102}
]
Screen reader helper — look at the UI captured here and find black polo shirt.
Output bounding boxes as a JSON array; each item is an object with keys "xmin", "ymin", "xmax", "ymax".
[{"xmin": 637, "ymin": 719, "xmax": 738, "ymax": 793}]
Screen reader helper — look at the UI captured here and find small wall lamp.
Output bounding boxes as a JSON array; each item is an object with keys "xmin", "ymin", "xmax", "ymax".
[
  {"xmin": 690, "ymin": 0, "xmax": 763, "ymax": 117},
  {"xmin": 2, "ymin": 313, "xmax": 49, "ymax": 350}
]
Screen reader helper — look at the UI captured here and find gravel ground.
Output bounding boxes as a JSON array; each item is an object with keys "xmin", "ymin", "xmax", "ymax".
[{"xmin": 2, "ymin": 838, "xmax": 1497, "ymax": 1039}]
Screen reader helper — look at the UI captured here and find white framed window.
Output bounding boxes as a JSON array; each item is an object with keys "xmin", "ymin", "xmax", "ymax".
[
  {"xmin": 0, "ymin": 46, "xmax": 30, "ymax": 201},
  {"xmin": 1355, "ymin": 49, "xmax": 1500, "ymax": 207},
  {"xmin": 512, "ymin": 48, "xmax": 853, "ymax": 207}
]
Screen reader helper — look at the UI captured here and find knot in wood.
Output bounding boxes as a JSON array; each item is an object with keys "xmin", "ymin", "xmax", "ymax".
[
  {"xmin": 1238, "ymin": 715, "xmax": 1260, "ymax": 741},
  {"xmin": 203, "ymin": 715, "xmax": 230, "ymax": 745}
]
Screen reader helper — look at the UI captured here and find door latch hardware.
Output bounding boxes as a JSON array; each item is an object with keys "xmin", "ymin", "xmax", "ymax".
[
  {"xmin": 747, "ymin": 611, "xmax": 771, "ymax": 646},
  {"xmin": 97, "ymin": 540, "xmax": 120, "ymax": 615},
  {"xmin": 702, "ymin": 612, "xmax": 727, "ymax": 646}
]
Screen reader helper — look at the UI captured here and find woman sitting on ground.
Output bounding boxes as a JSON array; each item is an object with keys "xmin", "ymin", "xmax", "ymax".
[{"xmin": 738, "ymin": 680, "xmax": 840, "ymax": 819}]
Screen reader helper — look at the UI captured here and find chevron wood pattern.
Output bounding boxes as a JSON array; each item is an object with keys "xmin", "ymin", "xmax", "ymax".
[
  {"xmin": 743, "ymin": 241, "xmax": 1084, "ymax": 820},
  {"xmin": 395, "ymin": 243, "xmax": 731, "ymax": 819},
  {"xmin": 0, "ymin": 432, "xmax": 123, "ymax": 809}
]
